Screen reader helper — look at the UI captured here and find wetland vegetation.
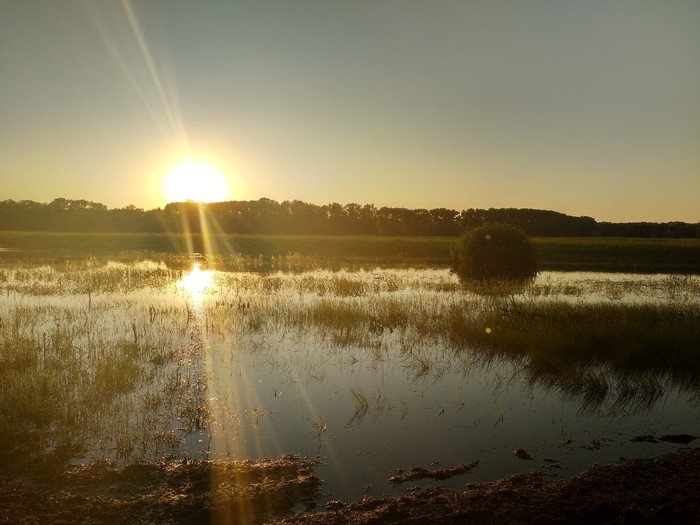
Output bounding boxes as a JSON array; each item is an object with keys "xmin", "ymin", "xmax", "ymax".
[
  {"xmin": 1, "ymin": 230, "xmax": 699, "ymax": 272},
  {"xmin": 451, "ymin": 223, "xmax": 538, "ymax": 279},
  {"xmin": 0, "ymin": 243, "xmax": 699, "ymax": 523}
]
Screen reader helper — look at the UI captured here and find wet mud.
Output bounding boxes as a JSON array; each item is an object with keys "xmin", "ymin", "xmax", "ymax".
[{"xmin": 3, "ymin": 449, "xmax": 699, "ymax": 524}]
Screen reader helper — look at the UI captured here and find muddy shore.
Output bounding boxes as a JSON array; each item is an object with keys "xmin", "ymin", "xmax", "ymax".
[
  {"xmin": 277, "ymin": 448, "xmax": 700, "ymax": 524},
  {"xmin": 1, "ymin": 449, "xmax": 698, "ymax": 524}
]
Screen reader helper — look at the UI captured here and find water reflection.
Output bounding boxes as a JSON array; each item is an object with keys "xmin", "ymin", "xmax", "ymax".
[
  {"xmin": 199, "ymin": 327, "xmax": 700, "ymax": 505},
  {"xmin": 177, "ymin": 263, "xmax": 215, "ymax": 304},
  {"xmin": 2, "ymin": 257, "xmax": 698, "ymax": 508}
]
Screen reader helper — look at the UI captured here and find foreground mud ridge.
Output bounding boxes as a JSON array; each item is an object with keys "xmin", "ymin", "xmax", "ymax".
[
  {"xmin": 0, "ymin": 455, "xmax": 320, "ymax": 525},
  {"xmin": 278, "ymin": 448, "xmax": 700, "ymax": 525},
  {"xmin": 1, "ymin": 449, "xmax": 698, "ymax": 524}
]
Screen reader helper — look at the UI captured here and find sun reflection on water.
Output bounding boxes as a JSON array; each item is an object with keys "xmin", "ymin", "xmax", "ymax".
[{"xmin": 177, "ymin": 263, "xmax": 215, "ymax": 303}]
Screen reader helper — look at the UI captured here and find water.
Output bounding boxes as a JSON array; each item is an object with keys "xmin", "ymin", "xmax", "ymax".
[
  {"xmin": 174, "ymin": 266, "xmax": 700, "ymax": 502},
  {"xmin": 1, "ymin": 259, "xmax": 698, "ymax": 505},
  {"xmin": 195, "ymin": 324, "xmax": 698, "ymax": 503}
]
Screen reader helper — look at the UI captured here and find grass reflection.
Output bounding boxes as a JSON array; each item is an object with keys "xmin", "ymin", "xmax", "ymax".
[{"xmin": 0, "ymin": 258, "xmax": 698, "ymax": 476}]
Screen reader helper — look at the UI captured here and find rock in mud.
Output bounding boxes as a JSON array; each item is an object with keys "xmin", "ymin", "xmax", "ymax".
[{"xmin": 513, "ymin": 448, "xmax": 532, "ymax": 460}]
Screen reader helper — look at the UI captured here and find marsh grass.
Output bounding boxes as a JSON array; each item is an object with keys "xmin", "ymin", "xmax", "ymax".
[
  {"xmin": 347, "ymin": 387, "xmax": 369, "ymax": 427},
  {"xmin": 533, "ymin": 237, "xmax": 700, "ymax": 273},
  {"xmin": 0, "ymin": 262, "xmax": 210, "ymax": 472},
  {"xmin": 1, "ymin": 257, "xmax": 699, "ymax": 476},
  {"xmin": 212, "ymin": 270, "xmax": 700, "ymax": 412},
  {"xmin": 437, "ymin": 299, "xmax": 700, "ymax": 411},
  {"xmin": 2, "ymin": 232, "xmax": 699, "ymax": 273}
]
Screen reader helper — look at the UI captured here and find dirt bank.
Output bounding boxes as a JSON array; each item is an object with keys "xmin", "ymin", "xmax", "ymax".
[
  {"xmin": 275, "ymin": 448, "xmax": 700, "ymax": 525},
  {"xmin": 1, "ymin": 449, "xmax": 698, "ymax": 524}
]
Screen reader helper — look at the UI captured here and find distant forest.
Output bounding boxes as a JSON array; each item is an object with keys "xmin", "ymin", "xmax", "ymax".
[{"xmin": 0, "ymin": 198, "xmax": 698, "ymax": 238}]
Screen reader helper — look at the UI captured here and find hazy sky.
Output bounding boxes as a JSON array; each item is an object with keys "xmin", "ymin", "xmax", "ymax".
[{"xmin": 1, "ymin": 1, "xmax": 699, "ymax": 222}]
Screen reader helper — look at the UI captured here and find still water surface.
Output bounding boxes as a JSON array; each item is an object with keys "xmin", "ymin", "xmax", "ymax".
[
  {"xmin": 175, "ymin": 267, "xmax": 700, "ymax": 502},
  {"xmin": 2, "ymin": 261, "xmax": 698, "ymax": 503}
]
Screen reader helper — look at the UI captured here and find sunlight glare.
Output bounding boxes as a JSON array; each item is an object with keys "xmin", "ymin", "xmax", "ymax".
[
  {"xmin": 177, "ymin": 263, "xmax": 215, "ymax": 303},
  {"xmin": 165, "ymin": 160, "xmax": 228, "ymax": 203}
]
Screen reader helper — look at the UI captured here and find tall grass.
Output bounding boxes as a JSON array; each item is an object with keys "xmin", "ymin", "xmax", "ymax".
[
  {"xmin": 201, "ymin": 269, "xmax": 700, "ymax": 411},
  {"xmin": 1, "ymin": 257, "xmax": 699, "ymax": 473},
  {"xmin": 0, "ymin": 265, "xmax": 204, "ymax": 471}
]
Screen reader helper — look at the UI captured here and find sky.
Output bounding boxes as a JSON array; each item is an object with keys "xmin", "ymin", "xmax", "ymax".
[{"xmin": 1, "ymin": 0, "xmax": 699, "ymax": 222}]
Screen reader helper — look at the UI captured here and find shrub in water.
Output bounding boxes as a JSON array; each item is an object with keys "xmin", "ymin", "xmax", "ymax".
[{"xmin": 452, "ymin": 224, "xmax": 537, "ymax": 280}]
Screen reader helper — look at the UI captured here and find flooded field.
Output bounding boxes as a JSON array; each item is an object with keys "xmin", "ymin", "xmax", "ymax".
[{"xmin": 1, "ymin": 254, "xmax": 699, "ymax": 507}]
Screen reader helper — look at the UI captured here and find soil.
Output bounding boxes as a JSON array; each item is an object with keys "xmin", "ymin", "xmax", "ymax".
[
  {"xmin": 278, "ymin": 448, "xmax": 700, "ymax": 525},
  {"xmin": 1, "ymin": 449, "xmax": 699, "ymax": 524},
  {"xmin": 0, "ymin": 455, "xmax": 321, "ymax": 525}
]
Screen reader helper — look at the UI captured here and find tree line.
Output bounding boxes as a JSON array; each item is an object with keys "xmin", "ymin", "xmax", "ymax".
[{"xmin": 0, "ymin": 198, "xmax": 697, "ymax": 238}]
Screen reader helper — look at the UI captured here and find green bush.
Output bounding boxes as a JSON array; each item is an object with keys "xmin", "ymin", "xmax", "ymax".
[{"xmin": 452, "ymin": 224, "xmax": 538, "ymax": 280}]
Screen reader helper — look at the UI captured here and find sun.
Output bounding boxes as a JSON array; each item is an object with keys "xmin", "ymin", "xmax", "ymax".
[{"xmin": 164, "ymin": 160, "xmax": 229, "ymax": 203}]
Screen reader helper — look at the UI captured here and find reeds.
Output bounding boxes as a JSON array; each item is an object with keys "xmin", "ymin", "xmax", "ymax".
[
  {"xmin": 206, "ymin": 269, "xmax": 700, "ymax": 412},
  {"xmin": 1, "ymin": 257, "xmax": 699, "ymax": 473},
  {"xmin": 0, "ymin": 263, "xmax": 205, "ymax": 470}
]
